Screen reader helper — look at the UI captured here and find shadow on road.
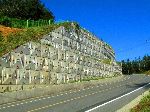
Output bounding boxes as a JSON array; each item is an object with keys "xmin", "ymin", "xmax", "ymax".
[{"xmin": 126, "ymin": 82, "xmax": 150, "ymax": 90}]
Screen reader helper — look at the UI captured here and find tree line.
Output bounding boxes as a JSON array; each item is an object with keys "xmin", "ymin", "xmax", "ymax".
[
  {"xmin": 121, "ymin": 55, "xmax": 150, "ymax": 75},
  {"xmin": 0, "ymin": 0, "xmax": 54, "ymax": 20}
]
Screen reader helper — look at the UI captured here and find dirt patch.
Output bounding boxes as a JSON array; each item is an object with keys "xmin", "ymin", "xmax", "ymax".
[{"xmin": 0, "ymin": 25, "xmax": 23, "ymax": 37}]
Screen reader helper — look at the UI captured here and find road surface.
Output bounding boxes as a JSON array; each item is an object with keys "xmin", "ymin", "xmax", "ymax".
[{"xmin": 0, "ymin": 74, "xmax": 150, "ymax": 112}]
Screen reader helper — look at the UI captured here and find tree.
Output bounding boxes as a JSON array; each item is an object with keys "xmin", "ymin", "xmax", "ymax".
[
  {"xmin": 121, "ymin": 55, "xmax": 150, "ymax": 75},
  {"xmin": 0, "ymin": 0, "xmax": 54, "ymax": 20},
  {"xmin": 121, "ymin": 60, "xmax": 127, "ymax": 74}
]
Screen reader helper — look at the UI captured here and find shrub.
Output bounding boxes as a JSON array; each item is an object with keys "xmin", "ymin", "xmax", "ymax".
[{"xmin": 0, "ymin": 16, "xmax": 12, "ymax": 27}]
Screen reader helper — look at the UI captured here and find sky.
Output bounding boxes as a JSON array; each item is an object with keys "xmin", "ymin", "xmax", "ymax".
[{"xmin": 41, "ymin": 0, "xmax": 150, "ymax": 61}]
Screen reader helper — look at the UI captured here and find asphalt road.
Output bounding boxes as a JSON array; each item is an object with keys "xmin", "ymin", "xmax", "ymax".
[{"xmin": 0, "ymin": 74, "xmax": 150, "ymax": 112}]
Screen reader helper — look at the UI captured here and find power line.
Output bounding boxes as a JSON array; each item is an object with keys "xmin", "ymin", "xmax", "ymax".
[{"xmin": 116, "ymin": 39, "xmax": 150, "ymax": 54}]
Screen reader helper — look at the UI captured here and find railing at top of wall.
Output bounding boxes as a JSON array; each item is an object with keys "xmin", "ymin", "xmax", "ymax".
[{"xmin": 0, "ymin": 16, "xmax": 54, "ymax": 28}]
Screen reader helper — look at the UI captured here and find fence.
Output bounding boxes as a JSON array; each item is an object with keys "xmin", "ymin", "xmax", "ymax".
[{"xmin": 0, "ymin": 16, "xmax": 53, "ymax": 28}]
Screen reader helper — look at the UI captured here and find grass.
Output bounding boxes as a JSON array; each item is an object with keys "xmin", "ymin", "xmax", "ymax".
[
  {"xmin": 0, "ymin": 22, "xmax": 79, "ymax": 57},
  {"xmin": 68, "ymin": 74, "xmax": 121, "ymax": 84},
  {"xmin": 68, "ymin": 76, "xmax": 106, "ymax": 83},
  {"xmin": 131, "ymin": 91, "xmax": 150, "ymax": 112},
  {"xmin": 102, "ymin": 59, "xmax": 112, "ymax": 65},
  {"xmin": 82, "ymin": 76, "xmax": 105, "ymax": 81},
  {"xmin": 144, "ymin": 70, "xmax": 150, "ymax": 75}
]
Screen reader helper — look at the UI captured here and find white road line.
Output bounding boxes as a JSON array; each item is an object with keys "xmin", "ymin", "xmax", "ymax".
[{"xmin": 85, "ymin": 82, "xmax": 150, "ymax": 112}]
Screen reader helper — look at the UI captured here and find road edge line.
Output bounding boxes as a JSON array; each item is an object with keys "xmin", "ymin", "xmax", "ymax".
[{"xmin": 85, "ymin": 82, "xmax": 150, "ymax": 112}]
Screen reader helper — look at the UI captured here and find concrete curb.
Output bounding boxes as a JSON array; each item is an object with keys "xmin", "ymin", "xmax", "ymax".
[{"xmin": 117, "ymin": 89, "xmax": 150, "ymax": 112}]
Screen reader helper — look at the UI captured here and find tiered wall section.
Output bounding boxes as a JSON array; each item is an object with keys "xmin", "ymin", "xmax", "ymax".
[{"xmin": 0, "ymin": 23, "xmax": 122, "ymax": 85}]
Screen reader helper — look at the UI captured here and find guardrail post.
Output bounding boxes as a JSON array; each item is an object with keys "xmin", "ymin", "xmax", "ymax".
[
  {"xmin": 26, "ymin": 20, "xmax": 29, "ymax": 28},
  {"xmin": 49, "ymin": 19, "xmax": 51, "ymax": 25}
]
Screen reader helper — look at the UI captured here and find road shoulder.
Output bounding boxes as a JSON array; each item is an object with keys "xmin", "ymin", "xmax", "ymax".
[{"xmin": 117, "ymin": 89, "xmax": 150, "ymax": 112}]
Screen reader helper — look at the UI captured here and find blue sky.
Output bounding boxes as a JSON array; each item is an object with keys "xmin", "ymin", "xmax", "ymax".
[{"xmin": 41, "ymin": 0, "xmax": 150, "ymax": 61}]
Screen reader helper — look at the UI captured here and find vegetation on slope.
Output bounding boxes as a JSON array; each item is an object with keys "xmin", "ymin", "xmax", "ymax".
[
  {"xmin": 0, "ymin": 22, "xmax": 79, "ymax": 57},
  {"xmin": 102, "ymin": 59, "xmax": 112, "ymax": 65},
  {"xmin": 144, "ymin": 70, "xmax": 150, "ymax": 75},
  {"xmin": 131, "ymin": 91, "xmax": 150, "ymax": 112}
]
